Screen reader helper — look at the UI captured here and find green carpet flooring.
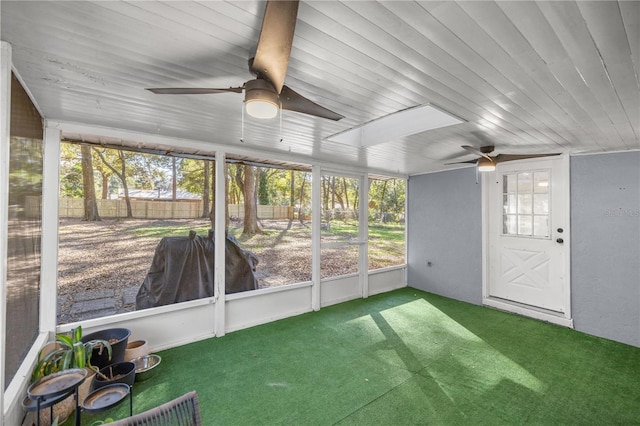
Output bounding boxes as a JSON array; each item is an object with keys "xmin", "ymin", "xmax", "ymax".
[{"xmin": 76, "ymin": 288, "xmax": 640, "ymax": 425}]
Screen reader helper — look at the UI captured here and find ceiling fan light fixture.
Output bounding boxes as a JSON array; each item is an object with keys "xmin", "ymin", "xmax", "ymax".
[
  {"xmin": 477, "ymin": 157, "xmax": 496, "ymax": 172},
  {"xmin": 244, "ymin": 79, "xmax": 279, "ymax": 119}
]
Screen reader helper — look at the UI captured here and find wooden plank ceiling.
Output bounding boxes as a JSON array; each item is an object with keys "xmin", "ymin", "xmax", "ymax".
[{"xmin": 2, "ymin": 1, "xmax": 638, "ymax": 176}]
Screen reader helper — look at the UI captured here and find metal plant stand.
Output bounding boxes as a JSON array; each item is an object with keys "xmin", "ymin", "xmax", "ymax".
[
  {"xmin": 25, "ymin": 369, "xmax": 88, "ymax": 426},
  {"xmin": 82, "ymin": 383, "xmax": 132, "ymax": 422}
]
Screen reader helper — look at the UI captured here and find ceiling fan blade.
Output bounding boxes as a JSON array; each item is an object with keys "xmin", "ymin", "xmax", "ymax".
[
  {"xmin": 462, "ymin": 145, "xmax": 493, "ymax": 160},
  {"xmin": 493, "ymin": 153, "xmax": 561, "ymax": 163},
  {"xmin": 147, "ymin": 87, "xmax": 244, "ymax": 95},
  {"xmin": 280, "ymin": 85, "xmax": 344, "ymax": 121},
  {"xmin": 250, "ymin": 0, "xmax": 299, "ymax": 94},
  {"xmin": 444, "ymin": 159, "xmax": 479, "ymax": 165}
]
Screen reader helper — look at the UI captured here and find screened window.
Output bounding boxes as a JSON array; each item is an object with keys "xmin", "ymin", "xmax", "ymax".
[
  {"xmin": 5, "ymin": 73, "xmax": 43, "ymax": 389},
  {"xmin": 320, "ymin": 174, "xmax": 360, "ymax": 279},
  {"xmin": 367, "ymin": 177, "xmax": 406, "ymax": 269},
  {"xmin": 57, "ymin": 144, "xmax": 315, "ymax": 324}
]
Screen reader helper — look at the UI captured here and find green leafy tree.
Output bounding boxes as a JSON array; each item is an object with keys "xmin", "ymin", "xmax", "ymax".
[
  {"xmin": 368, "ymin": 178, "xmax": 405, "ymax": 222},
  {"xmin": 60, "ymin": 143, "xmax": 83, "ymax": 198},
  {"xmin": 258, "ymin": 167, "xmax": 270, "ymax": 205}
]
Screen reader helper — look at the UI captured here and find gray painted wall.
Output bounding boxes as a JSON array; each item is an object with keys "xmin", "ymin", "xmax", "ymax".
[
  {"xmin": 571, "ymin": 152, "xmax": 640, "ymax": 347},
  {"xmin": 407, "ymin": 167, "xmax": 483, "ymax": 305}
]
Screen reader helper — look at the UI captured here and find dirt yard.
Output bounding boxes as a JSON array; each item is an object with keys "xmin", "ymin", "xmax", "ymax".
[{"xmin": 57, "ymin": 218, "xmax": 373, "ymax": 324}]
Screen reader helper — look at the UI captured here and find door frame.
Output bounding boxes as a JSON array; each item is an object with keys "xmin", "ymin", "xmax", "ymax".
[{"xmin": 481, "ymin": 154, "xmax": 573, "ymax": 328}]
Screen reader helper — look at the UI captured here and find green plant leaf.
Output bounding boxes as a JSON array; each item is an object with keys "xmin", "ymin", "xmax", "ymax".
[
  {"xmin": 72, "ymin": 326, "xmax": 83, "ymax": 344},
  {"xmin": 31, "ymin": 360, "xmax": 46, "ymax": 382},
  {"xmin": 74, "ymin": 342, "xmax": 86, "ymax": 368},
  {"xmin": 30, "ymin": 329, "xmax": 114, "ymax": 383},
  {"xmin": 56, "ymin": 333, "xmax": 73, "ymax": 349},
  {"xmin": 61, "ymin": 350, "xmax": 73, "ymax": 370}
]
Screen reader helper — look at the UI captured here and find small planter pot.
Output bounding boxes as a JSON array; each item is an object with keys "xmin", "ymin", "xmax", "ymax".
[
  {"xmin": 82, "ymin": 328, "xmax": 131, "ymax": 369},
  {"xmin": 91, "ymin": 361, "xmax": 136, "ymax": 392},
  {"xmin": 124, "ymin": 339, "xmax": 149, "ymax": 362}
]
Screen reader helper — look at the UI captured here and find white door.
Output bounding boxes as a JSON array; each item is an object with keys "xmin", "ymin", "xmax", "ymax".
[{"xmin": 487, "ymin": 156, "xmax": 569, "ymax": 314}]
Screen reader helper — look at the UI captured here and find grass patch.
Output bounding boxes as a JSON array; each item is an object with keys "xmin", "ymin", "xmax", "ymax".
[
  {"xmin": 131, "ymin": 224, "xmax": 211, "ymax": 238},
  {"xmin": 128, "ymin": 220, "xmax": 405, "ymax": 268},
  {"xmin": 368, "ymin": 223, "xmax": 405, "ymax": 242}
]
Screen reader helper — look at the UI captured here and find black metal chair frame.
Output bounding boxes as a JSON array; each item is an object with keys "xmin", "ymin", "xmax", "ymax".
[{"xmin": 108, "ymin": 391, "xmax": 201, "ymax": 426}]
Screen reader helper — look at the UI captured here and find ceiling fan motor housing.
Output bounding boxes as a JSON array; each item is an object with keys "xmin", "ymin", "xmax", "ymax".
[
  {"xmin": 245, "ymin": 79, "xmax": 279, "ymax": 104},
  {"xmin": 244, "ymin": 79, "xmax": 280, "ymax": 119}
]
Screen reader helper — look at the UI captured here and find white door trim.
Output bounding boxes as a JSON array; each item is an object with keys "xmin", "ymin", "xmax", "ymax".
[{"xmin": 482, "ymin": 155, "xmax": 573, "ymax": 328}]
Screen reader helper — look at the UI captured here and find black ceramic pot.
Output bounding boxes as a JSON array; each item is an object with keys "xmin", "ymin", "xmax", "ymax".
[
  {"xmin": 82, "ymin": 328, "xmax": 131, "ymax": 369},
  {"xmin": 91, "ymin": 361, "xmax": 136, "ymax": 391}
]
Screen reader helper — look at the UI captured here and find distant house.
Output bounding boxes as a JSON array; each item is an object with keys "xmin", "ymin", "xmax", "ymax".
[{"xmin": 117, "ymin": 189, "xmax": 200, "ymax": 202}]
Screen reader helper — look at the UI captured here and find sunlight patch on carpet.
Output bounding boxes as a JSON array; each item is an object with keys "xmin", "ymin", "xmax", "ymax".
[{"xmin": 376, "ymin": 298, "xmax": 546, "ymax": 395}]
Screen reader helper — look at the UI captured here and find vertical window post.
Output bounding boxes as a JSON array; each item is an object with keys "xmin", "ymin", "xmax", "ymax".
[{"xmin": 214, "ymin": 151, "xmax": 226, "ymax": 336}]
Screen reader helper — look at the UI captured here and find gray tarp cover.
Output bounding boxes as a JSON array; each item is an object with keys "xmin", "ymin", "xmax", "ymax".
[{"xmin": 136, "ymin": 230, "xmax": 259, "ymax": 309}]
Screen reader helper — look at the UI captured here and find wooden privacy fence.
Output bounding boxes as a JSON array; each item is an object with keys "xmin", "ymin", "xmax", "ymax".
[
  {"xmin": 59, "ymin": 198, "xmax": 294, "ymax": 220},
  {"xmin": 228, "ymin": 204, "xmax": 293, "ymax": 220}
]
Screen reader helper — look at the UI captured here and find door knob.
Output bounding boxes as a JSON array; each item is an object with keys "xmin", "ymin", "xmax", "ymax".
[{"xmin": 556, "ymin": 238, "xmax": 564, "ymax": 244}]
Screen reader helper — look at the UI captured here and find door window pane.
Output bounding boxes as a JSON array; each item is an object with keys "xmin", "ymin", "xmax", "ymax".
[
  {"xmin": 534, "ymin": 194, "xmax": 549, "ymax": 215},
  {"xmin": 502, "ymin": 169, "xmax": 551, "ymax": 239},
  {"xmin": 534, "ymin": 171, "xmax": 549, "ymax": 193},
  {"xmin": 517, "ymin": 194, "xmax": 532, "ymax": 215},
  {"xmin": 518, "ymin": 215, "xmax": 532, "ymax": 236},
  {"xmin": 517, "ymin": 172, "xmax": 533, "ymax": 192},
  {"xmin": 503, "ymin": 194, "xmax": 517, "ymax": 214},
  {"xmin": 503, "ymin": 214, "xmax": 517, "ymax": 235},
  {"xmin": 533, "ymin": 216, "xmax": 550, "ymax": 237}
]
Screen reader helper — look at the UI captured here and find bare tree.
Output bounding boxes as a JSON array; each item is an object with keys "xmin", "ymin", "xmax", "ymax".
[
  {"xmin": 209, "ymin": 161, "xmax": 230, "ymax": 230},
  {"xmin": 81, "ymin": 144, "xmax": 100, "ymax": 221},
  {"xmin": 242, "ymin": 165, "xmax": 261, "ymax": 235},
  {"xmin": 94, "ymin": 148, "xmax": 133, "ymax": 218}
]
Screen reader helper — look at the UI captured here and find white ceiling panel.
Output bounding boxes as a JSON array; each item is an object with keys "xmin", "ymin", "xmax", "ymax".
[{"xmin": 2, "ymin": 0, "xmax": 638, "ymax": 176}]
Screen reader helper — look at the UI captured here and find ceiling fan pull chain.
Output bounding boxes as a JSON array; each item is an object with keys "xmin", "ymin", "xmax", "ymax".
[
  {"xmin": 279, "ymin": 104, "xmax": 283, "ymax": 143},
  {"xmin": 240, "ymin": 102, "xmax": 245, "ymax": 143}
]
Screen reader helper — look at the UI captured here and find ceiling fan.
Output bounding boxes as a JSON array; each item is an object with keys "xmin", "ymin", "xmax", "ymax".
[
  {"xmin": 446, "ymin": 145, "xmax": 560, "ymax": 172},
  {"xmin": 146, "ymin": 0, "xmax": 343, "ymax": 121}
]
